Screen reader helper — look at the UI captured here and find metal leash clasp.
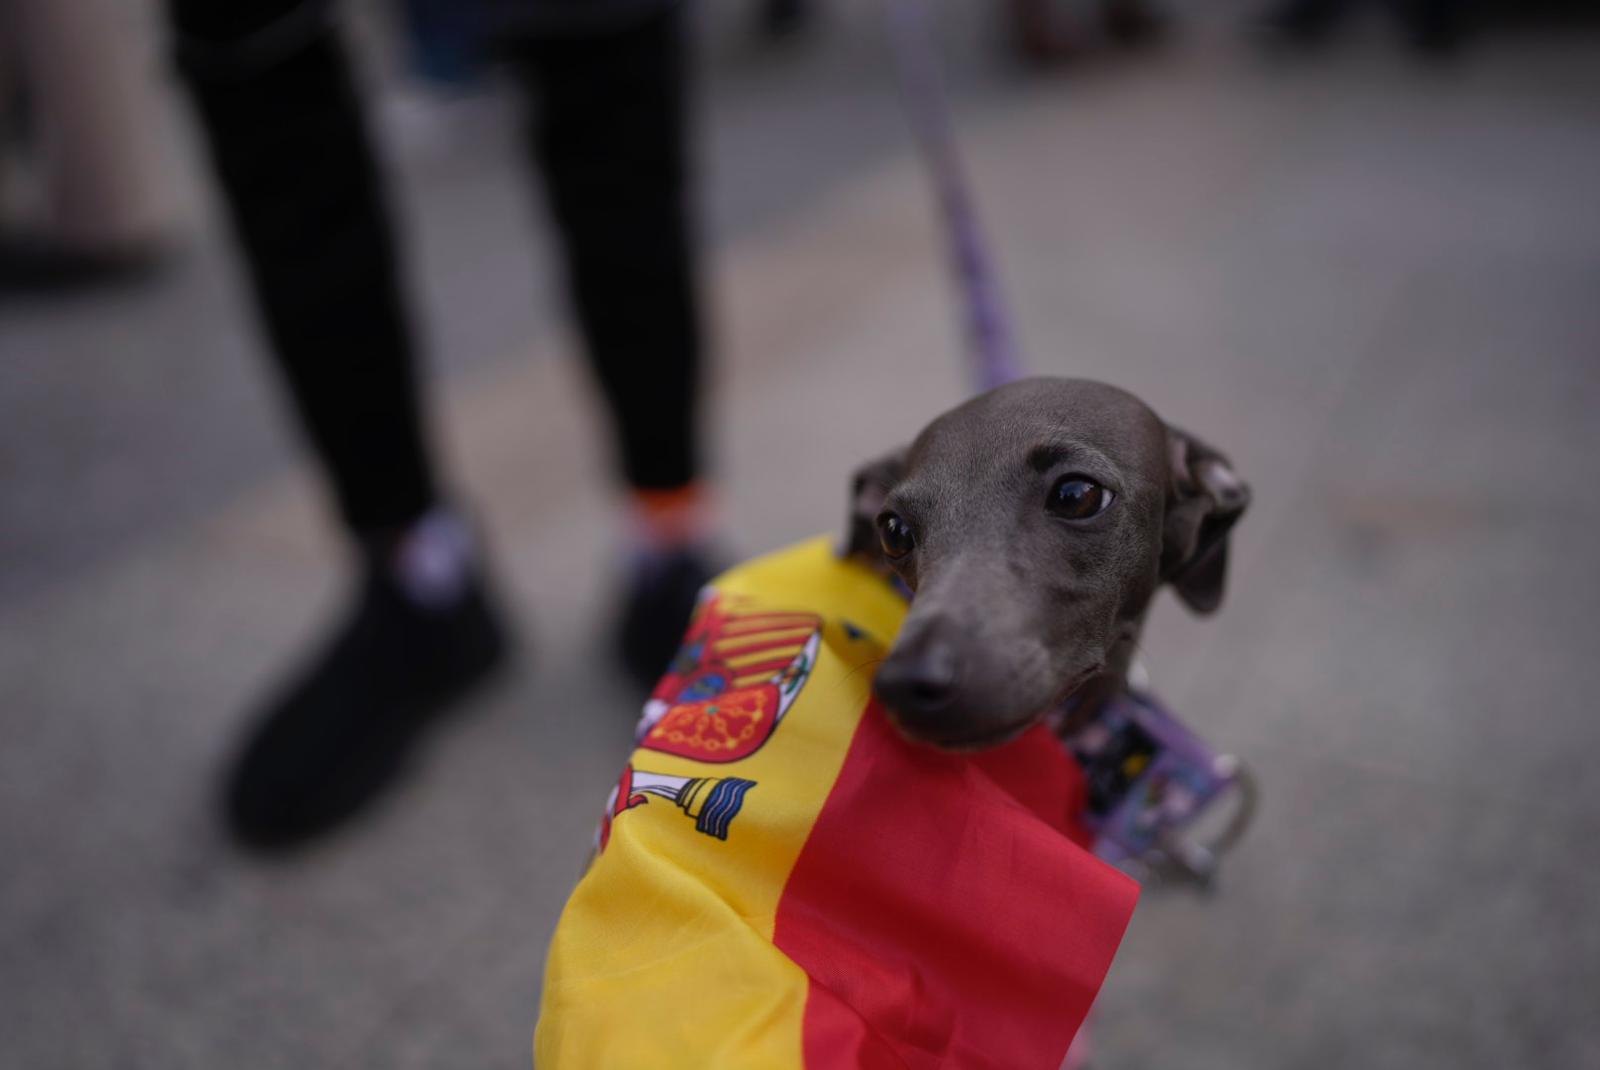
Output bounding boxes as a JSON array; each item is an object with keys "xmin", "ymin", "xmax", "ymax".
[{"xmin": 1144, "ymin": 757, "xmax": 1258, "ymax": 889}]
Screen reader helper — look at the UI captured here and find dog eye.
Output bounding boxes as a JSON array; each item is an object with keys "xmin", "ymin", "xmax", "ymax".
[
  {"xmin": 877, "ymin": 512, "xmax": 916, "ymax": 559},
  {"xmin": 1047, "ymin": 476, "xmax": 1114, "ymax": 520}
]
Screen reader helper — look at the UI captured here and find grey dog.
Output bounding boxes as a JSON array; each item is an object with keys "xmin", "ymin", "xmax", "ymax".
[{"xmin": 846, "ymin": 377, "xmax": 1250, "ymax": 749}]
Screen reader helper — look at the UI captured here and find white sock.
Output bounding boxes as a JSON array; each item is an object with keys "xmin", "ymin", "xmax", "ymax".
[{"xmin": 388, "ymin": 507, "xmax": 477, "ymax": 610}]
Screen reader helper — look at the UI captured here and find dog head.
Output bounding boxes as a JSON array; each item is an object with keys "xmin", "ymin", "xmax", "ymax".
[{"xmin": 845, "ymin": 377, "xmax": 1248, "ymax": 749}]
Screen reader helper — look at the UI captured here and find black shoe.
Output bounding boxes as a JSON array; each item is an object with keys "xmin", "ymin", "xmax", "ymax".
[
  {"xmin": 223, "ymin": 569, "xmax": 508, "ymax": 850},
  {"xmin": 0, "ymin": 229, "xmax": 170, "ymax": 297},
  {"xmin": 616, "ymin": 548, "xmax": 720, "ymax": 691},
  {"xmin": 1103, "ymin": 1, "xmax": 1171, "ymax": 49}
]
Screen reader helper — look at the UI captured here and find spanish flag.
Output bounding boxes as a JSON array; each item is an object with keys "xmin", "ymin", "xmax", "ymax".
[{"xmin": 537, "ymin": 538, "xmax": 1138, "ymax": 1068}]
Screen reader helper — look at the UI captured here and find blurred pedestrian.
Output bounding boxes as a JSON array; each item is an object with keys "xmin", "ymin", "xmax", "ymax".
[
  {"xmin": 0, "ymin": 0, "xmax": 177, "ymax": 292},
  {"xmin": 1254, "ymin": 0, "xmax": 1469, "ymax": 54},
  {"xmin": 170, "ymin": 0, "xmax": 716, "ymax": 849},
  {"xmin": 1011, "ymin": 0, "xmax": 1171, "ymax": 64}
]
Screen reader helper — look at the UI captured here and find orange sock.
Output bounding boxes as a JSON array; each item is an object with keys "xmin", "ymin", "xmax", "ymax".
[{"xmin": 629, "ymin": 482, "xmax": 712, "ymax": 556}]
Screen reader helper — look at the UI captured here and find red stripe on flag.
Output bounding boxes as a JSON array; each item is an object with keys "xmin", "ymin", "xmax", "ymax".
[
  {"xmin": 772, "ymin": 704, "xmax": 1138, "ymax": 1070},
  {"xmin": 712, "ymin": 635, "xmax": 811, "ymax": 659},
  {"xmin": 718, "ymin": 614, "xmax": 817, "ymax": 632},
  {"xmin": 727, "ymin": 657, "xmax": 797, "ymax": 678}
]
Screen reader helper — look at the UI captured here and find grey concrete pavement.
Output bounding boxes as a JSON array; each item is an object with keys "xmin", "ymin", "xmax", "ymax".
[{"xmin": 3, "ymin": 4, "xmax": 1599, "ymax": 1067}]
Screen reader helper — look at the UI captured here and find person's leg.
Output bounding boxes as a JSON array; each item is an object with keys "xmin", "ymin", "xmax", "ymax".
[
  {"xmin": 173, "ymin": 0, "xmax": 437, "ymax": 535},
  {"xmin": 503, "ymin": 8, "xmax": 717, "ymax": 685},
  {"xmin": 171, "ymin": 0, "xmax": 505, "ymax": 849},
  {"xmin": 510, "ymin": 9, "xmax": 701, "ymax": 499}
]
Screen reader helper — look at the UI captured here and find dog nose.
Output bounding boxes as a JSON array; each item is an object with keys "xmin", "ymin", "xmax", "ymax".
[{"xmin": 874, "ymin": 627, "xmax": 960, "ymax": 719}]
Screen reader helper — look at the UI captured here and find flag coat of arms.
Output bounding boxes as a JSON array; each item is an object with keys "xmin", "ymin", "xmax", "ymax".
[{"xmin": 536, "ymin": 538, "xmax": 1139, "ymax": 1068}]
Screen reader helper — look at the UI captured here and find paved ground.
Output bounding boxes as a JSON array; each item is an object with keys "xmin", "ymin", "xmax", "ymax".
[{"xmin": 3, "ymin": 3, "xmax": 1599, "ymax": 1067}]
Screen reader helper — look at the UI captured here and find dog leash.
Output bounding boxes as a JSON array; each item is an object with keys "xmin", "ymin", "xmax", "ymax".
[
  {"xmin": 883, "ymin": 0, "xmax": 1256, "ymax": 887},
  {"xmin": 884, "ymin": 0, "xmax": 1024, "ymax": 392}
]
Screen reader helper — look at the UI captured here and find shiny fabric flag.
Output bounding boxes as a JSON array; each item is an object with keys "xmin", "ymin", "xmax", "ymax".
[{"xmin": 536, "ymin": 538, "xmax": 1139, "ymax": 1068}]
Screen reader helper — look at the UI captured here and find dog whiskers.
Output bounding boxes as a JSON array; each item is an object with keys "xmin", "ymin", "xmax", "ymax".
[{"xmin": 840, "ymin": 656, "xmax": 887, "ymax": 689}]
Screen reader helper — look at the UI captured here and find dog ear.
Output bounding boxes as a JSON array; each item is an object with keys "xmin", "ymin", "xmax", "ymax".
[
  {"xmin": 841, "ymin": 446, "xmax": 908, "ymax": 565},
  {"xmin": 1160, "ymin": 427, "xmax": 1249, "ymax": 614}
]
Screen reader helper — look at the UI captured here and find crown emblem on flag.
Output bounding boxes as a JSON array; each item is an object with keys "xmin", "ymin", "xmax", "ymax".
[{"xmin": 638, "ymin": 593, "xmax": 822, "ymax": 764}]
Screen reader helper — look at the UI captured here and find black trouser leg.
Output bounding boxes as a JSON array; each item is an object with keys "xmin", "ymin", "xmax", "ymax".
[
  {"xmin": 172, "ymin": 0, "xmax": 439, "ymax": 534},
  {"xmin": 1263, "ymin": 0, "xmax": 1349, "ymax": 34},
  {"xmin": 505, "ymin": 9, "xmax": 703, "ymax": 493}
]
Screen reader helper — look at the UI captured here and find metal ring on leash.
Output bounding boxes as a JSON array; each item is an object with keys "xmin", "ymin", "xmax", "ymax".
[
  {"xmin": 1147, "ymin": 759, "xmax": 1259, "ymax": 888},
  {"xmin": 1204, "ymin": 757, "xmax": 1259, "ymax": 859}
]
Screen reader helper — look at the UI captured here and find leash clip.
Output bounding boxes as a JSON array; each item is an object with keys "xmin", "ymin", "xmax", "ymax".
[{"xmin": 1142, "ymin": 758, "xmax": 1258, "ymax": 889}]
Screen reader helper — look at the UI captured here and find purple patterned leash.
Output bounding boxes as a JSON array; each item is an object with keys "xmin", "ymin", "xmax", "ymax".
[{"xmin": 884, "ymin": 0, "xmax": 1027, "ymax": 392}]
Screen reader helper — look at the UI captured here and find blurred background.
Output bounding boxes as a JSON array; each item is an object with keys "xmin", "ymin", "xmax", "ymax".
[{"xmin": 3, "ymin": 0, "xmax": 1599, "ymax": 1066}]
